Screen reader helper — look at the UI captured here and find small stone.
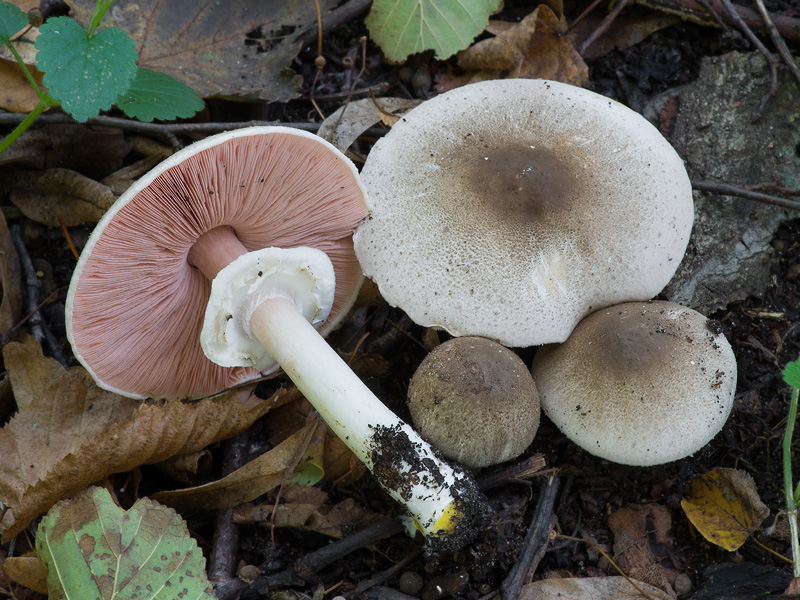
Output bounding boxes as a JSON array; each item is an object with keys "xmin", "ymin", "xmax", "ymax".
[
  {"xmin": 398, "ymin": 571, "xmax": 424, "ymax": 595},
  {"xmin": 674, "ymin": 573, "xmax": 692, "ymax": 595}
]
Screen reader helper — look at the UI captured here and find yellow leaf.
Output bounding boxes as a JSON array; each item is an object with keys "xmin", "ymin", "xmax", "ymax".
[
  {"xmin": 681, "ymin": 467, "xmax": 769, "ymax": 551},
  {"xmin": 3, "ymin": 555, "xmax": 47, "ymax": 594}
]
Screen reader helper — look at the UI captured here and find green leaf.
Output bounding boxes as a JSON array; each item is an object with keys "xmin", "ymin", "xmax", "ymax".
[
  {"xmin": 0, "ymin": 1, "xmax": 28, "ymax": 44},
  {"xmin": 35, "ymin": 486, "xmax": 217, "ymax": 600},
  {"xmin": 35, "ymin": 16, "xmax": 138, "ymax": 122},
  {"xmin": 117, "ymin": 68, "xmax": 204, "ymax": 122},
  {"xmin": 784, "ymin": 360, "xmax": 800, "ymax": 389},
  {"xmin": 365, "ymin": 0, "xmax": 501, "ymax": 62}
]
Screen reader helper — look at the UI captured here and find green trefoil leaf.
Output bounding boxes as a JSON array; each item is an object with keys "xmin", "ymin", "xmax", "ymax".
[
  {"xmin": 0, "ymin": 1, "xmax": 28, "ymax": 45},
  {"xmin": 35, "ymin": 16, "xmax": 138, "ymax": 122},
  {"xmin": 117, "ymin": 68, "xmax": 204, "ymax": 122},
  {"xmin": 783, "ymin": 359, "xmax": 800, "ymax": 389}
]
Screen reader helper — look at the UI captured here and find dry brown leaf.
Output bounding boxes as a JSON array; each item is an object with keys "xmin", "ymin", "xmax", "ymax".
[
  {"xmin": 0, "ymin": 126, "xmax": 130, "ymax": 175},
  {"xmin": 317, "ymin": 97, "xmax": 422, "ymax": 153},
  {"xmin": 9, "ymin": 168, "xmax": 117, "ymax": 226},
  {"xmin": 608, "ymin": 504, "xmax": 679, "ymax": 598},
  {"xmin": 0, "ymin": 338, "xmax": 280, "ymax": 541},
  {"xmin": 457, "ymin": 5, "xmax": 588, "ymax": 87},
  {"xmin": 69, "ymin": 0, "xmax": 340, "ymax": 102},
  {"xmin": 152, "ymin": 420, "xmax": 323, "ymax": 508},
  {"xmin": 3, "ymin": 555, "xmax": 47, "ymax": 595},
  {"xmin": 681, "ymin": 467, "xmax": 769, "ymax": 552},
  {"xmin": 520, "ymin": 576, "xmax": 673, "ymax": 600},
  {"xmin": 0, "ymin": 57, "xmax": 43, "ymax": 113},
  {"xmin": 566, "ymin": 14, "xmax": 681, "ymax": 62},
  {"xmin": 0, "ymin": 209, "xmax": 22, "ymax": 339}
]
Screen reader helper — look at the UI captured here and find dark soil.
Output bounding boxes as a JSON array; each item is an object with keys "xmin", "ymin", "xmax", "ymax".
[{"xmin": 2, "ymin": 1, "xmax": 800, "ymax": 599}]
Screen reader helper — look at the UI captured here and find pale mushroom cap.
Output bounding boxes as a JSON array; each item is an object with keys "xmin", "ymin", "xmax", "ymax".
[
  {"xmin": 531, "ymin": 301, "xmax": 737, "ymax": 466},
  {"xmin": 66, "ymin": 127, "xmax": 369, "ymax": 400},
  {"xmin": 408, "ymin": 336, "xmax": 540, "ymax": 469},
  {"xmin": 353, "ymin": 79, "xmax": 693, "ymax": 347}
]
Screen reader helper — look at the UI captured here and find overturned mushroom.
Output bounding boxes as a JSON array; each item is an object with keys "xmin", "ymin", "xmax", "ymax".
[
  {"xmin": 354, "ymin": 79, "xmax": 693, "ymax": 347},
  {"xmin": 531, "ymin": 301, "xmax": 737, "ymax": 466},
  {"xmin": 408, "ymin": 337, "xmax": 540, "ymax": 469},
  {"xmin": 66, "ymin": 127, "xmax": 487, "ymax": 548}
]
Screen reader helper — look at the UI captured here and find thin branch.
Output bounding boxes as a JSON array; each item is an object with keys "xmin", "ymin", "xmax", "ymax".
[
  {"xmin": 692, "ymin": 180, "xmax": 800, "ymax": 211},
  {"xmin": 752, "ymin": 0, "xmax": 800, "ymax": 87}
]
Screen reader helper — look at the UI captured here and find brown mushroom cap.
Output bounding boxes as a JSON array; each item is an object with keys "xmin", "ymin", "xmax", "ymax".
[
  {"xmin": 353, "ymin": 79, "xmax": 693, "ymax": 347},
  {"xmin": 408, "ymin": 336, "xmax": 540, "ymax": 469},
  {"xmin": 531, "ymin": 301, "xmax": 737, "ymax": 466},
  {"xmin": 66, "ymin": 127, "xmax": 368, "ymax": 400}
]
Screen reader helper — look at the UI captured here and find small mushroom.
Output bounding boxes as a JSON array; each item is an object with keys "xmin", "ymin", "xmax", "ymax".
[
  {"xmin": 66, "ymin": 127, "xmax": 487, "ymax": 547},
  {"xmin": 530, "ymin": 301, "xmax": 737, "ymax": 466},
  {"xmin": 408, "ymin": 337, "xmax": 540, "ymax": 469},
  {"xmin": 353, "ymin": 79, "xmax": 693, "ymax": 347}
]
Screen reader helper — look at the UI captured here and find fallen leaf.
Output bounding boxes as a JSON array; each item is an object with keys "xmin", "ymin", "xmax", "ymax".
[
  {"xmin": 36, "ymin": 487, "xmax": 215, "ymax": 600},
  {"xmin": 152, "ymin": 419, "xmax": 324, "ymax": 508},
  {"xmin": 70, "ymin": 0, "xmax": 340, "ymax": 102},
  {"xmin": 0, "ymin": 337, "xmax": 282, "ymax": 541},
  {"xmin": 3, "ymin": 555, "xmax": 47, "ymax": 595},
  {"xmin": 681, "ymin": 467, "xmax": 769, "ymax": 552},
  {"xmin": 520, "ymin": 576, "xmax": 673, "ymax": 600},
  {"xmin": 365, "ymin": 0, "xmax": 502, "ymax": 62},
  {"xmin": 566, "ymin": 13, "xmax": 682, "ymax": 62},
  {"xmin": 0, "ymin": 125, "xmax": 130, "ymax": 175},
  {"xmin": 608, "ymin": 504, "xmax": 679, "ymax": 598},
  {"xmin": 317, "ymin": 97, "xmax": 421, "ymax": 153},
  {"xmin": 0, "ymin": 56, "xmax": 44, "ymax": 113},
  {"xmin": 9, "ymin": 168, "xmax": 116, "ymax": 226},
  {"xmin": 457, "ymin": 5, "xmax": 588, "ymax": 87}
]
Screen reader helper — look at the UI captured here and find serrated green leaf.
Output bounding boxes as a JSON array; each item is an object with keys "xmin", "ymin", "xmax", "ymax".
[
  {"xmin": 783, "ymin": 360, "xmax": 800, "ymax": 389},
  {"xmin": 117, "ymin": 67, "xmax": 204, "ymax": 122},
  {"xmin": 35, "ymin": 16, "xmax": 138, "ymax": 122},
  {"xmin": 36, "ymin": 486, "xmax": 217, "ymax": 600},
  {"xmin": 365, "ymin": 0, "xmax": 501, "ymax": 62},
  {"xmin": 0, "ymin": 1, "xmax": 28, "ymax": 44}
]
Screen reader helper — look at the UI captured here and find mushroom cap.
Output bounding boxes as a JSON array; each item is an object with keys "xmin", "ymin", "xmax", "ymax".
[
  {"xmin": 66, "ymin": 127, "xmax": 369, "ymax": 400},
  {"xmin": 531, "ymin": 301, "xmax": 737, "ymax": 466},
  {"xmin": 353, "ymin": 79, "xmax": 693, "ymax": 347},
  {"xmin": 408, "ymin": 336, "xmax": 540, "ymax": 469}
]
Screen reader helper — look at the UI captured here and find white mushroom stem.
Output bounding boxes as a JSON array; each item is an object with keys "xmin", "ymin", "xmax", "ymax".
[
  {"xmin": 249, "ymin": 295, "xmax": 467, "ymax": 535},
  {"xmin": 189, "ymin": 227, "xmax": 479, "ymax": 541}
]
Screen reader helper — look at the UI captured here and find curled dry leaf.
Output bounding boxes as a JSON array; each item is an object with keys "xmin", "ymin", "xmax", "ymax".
[
  {"xmin": 681, "ymin": 467, "xmax": 769, "ymax": 552},
  {"xmin": 0, "ymin": 337, "xmax": 282, "ymax": 542},
  {"xmin": 456, "ymin": 5, "xmax": 588, "ymax": 87},
  {"xmin": 317, "ymin": 97, "xmax": 421, "ymax": 153},
  {"xmin": 152, "ymin": 419, "xmax": 324, "ymax": 509},
  {"xmin": 3, "ymin": 555, "xmax": 48, "ymax": 595},
  {"xmin": 9, "ymin": 168, "xmax": 117, "ymax": 226},
  {"xmin": 0, "ymin": 26, "xmax": 43, "ymax": 113},
  {"xmin": 520, "ymin": 576, "xmax": 673, "ymax": 600}
]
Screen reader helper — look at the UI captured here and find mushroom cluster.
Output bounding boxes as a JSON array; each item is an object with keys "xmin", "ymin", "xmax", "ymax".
[
  {"xmin": 353, "ymin": 78, "xmax": 736, "ymax": 466},
  {"xmin": 66, "ymin": 126, "xmax": 487, "ymax": 549}
]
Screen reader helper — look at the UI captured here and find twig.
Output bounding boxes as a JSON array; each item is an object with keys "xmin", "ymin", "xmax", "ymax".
[
  {"xmin": 752, "ymin": 0, "xmax": 800, "ymax": 87},
  {"xmin": 717, "ymin": 0, "xmax": 780, "ymax": 117},
  {"xmin": 344, "ymin": 545, "xmax": 423, "ymax": 599},
  {"xmin": 500, "ymin": 476, "xmax": 560, "ymax": 600},
  {"xmin": 209, "ymin": 430, "xmax": 251, "ymax": 582},
  {"xmin": 9, "ymin": 225, "xmax": 67, "ymax": 365},
  {"xmin": 293, "ymin": 519, "xmax": 404, "ymax": 581},
  {"xmin": 691, "ymin": 180, "xmax": 800, "ymax": 211},
  {"xmin": 634, "ymin": 0, "xmax": 800, "ymax": 43},
  {"xmin": 294, "ymin": 0, "xmax": 372, "ymax": 49},
  {"xmin": 580, "ymin": 0, "xmax": 633, "ymax": 55}
]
